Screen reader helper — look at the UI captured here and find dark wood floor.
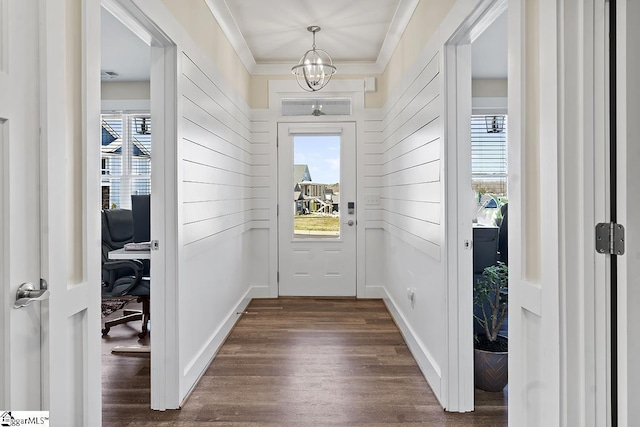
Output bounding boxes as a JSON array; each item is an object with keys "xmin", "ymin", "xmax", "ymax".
[{"xmin": 102, "ymin": 298, "xmax": 507, "ymax": 426}]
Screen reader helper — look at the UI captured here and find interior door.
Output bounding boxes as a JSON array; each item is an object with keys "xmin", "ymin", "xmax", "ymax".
[
  {"xmin": 0, "ymin": 0, "xmax": 43, "ymax": 410},
  {"xmin": 508, "ymin": 2, "xmax": 562, "ymax": 425},
  {"xmin": 277, "ymin": 122, "xmax": 356, "ymax": 296},
  {"xmin": 1, "ymin": 0, "xmax": 101, "ymax": 424},
  {"xmin": 615, "ymin": 1, "xmax": 640, "ymax": 423}
]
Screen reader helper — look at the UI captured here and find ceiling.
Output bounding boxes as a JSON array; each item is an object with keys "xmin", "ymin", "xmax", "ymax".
[
  {"xmin": 101, "ymin": 8, "xmax": 150, "ymax": 82},
  {"xmin": 207, "ymin": 0, "xmax": 418, "ymax": 74},
  {"xmin": 471, "ymin": 11, "xmax": 508, "ymax": 79},
  {"xmin": 100, "ymin": 1, "xmax": 507, "ymax": 83}
]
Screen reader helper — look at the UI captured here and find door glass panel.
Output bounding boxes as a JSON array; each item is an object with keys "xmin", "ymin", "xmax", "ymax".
[{"xmin": 292, "ymin": 135, "xmax": 340, "ymax": 238}]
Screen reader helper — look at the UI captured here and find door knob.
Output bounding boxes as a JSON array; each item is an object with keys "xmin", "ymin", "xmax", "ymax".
[
  {"xmin": 347, "ymin": 220, "xmax": 355, "ymax": 226},
  {"xmin": 14, "ymin": 279, "xmax": 49, "ymax": 309}
]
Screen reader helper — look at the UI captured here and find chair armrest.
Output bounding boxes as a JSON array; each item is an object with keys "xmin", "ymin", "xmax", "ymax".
[
  {"xmin": 102, "ymin": 260, "xmax": 144, "ymax": 294},
  {"xmin": 103, "ymin": 259, "xmax": 143, "ymax": 273}
]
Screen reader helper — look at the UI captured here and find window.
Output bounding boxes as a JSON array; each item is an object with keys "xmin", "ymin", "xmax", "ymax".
[
  {"xmin": 471, "ymin": 115, "xmax": 507, "ymax": 196},
  {"xmin": 101, "ymin": 114, "xmax": 151, "ymax": 209}
]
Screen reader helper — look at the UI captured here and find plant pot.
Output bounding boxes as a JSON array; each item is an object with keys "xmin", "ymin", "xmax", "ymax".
[{"xmin": 474, "ymin": 347, "xmax": 508, "ymax": 392}]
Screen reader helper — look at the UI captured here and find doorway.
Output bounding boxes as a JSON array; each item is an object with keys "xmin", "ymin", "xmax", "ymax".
[
  {"xmin": 277, "ymin": 122, "xmax": 357, "ymax": 296},
  {"xmin": 443, "ymin": 0, "xmax": 508, "ymax": 412},
  {"xmin": 100, "ymin": 0, "xmax": 179, "ymax": 410}
]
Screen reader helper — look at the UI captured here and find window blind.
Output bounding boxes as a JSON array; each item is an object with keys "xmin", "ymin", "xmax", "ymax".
[{"xmin": 471, "ymin": 115, "xmax": 508, "ymax": 196}]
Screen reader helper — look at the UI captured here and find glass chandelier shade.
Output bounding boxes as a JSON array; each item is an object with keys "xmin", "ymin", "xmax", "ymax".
[{"xmin": 291, "ymin": 26, "xmax": 337, "ymax": 92}]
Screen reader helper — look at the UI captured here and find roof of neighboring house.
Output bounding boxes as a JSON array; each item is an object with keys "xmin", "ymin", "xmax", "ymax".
[
  {"xmin": 294, "ymin": 164, "xmax": 312, "ymax": 186},
  {"xmin": 101, "ymin": 121, "xmax": 151, "ymax": 158}
]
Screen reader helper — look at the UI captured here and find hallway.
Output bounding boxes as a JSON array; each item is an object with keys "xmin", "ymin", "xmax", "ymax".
[{"xmin": 102, "ymin": 298, "xmax": 506, "ymax": 425}]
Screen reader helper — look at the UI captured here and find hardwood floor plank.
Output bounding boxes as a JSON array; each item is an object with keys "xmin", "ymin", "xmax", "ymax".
[{"xmin": 102, "ymin": 298, "xmax": 507, "ymax": 426}]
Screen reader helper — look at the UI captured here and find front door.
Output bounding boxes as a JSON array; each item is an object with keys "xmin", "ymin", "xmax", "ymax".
[
  {"xmin": 1, "ymin": 1, "xmax": 101, "ymax": 424},
  {"xmin": 277, "ymin": 122, "xmax": 356, "ymax": 296}
]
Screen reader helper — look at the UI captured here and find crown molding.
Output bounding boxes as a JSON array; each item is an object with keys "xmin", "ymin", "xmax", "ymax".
[
  {"xmin": 204, "ymin": 0, "xmax": 419, "ymax": 76},
  {"xmin": 375, "ymin": 0, "xmax": 419, "ymax": 72},
  {"xmin": 203, "ymin": 0, "xmax": 258, "ymax": 73},
  {"xmin": 252, "ymin": 62, "xmax": 386, "ymax": 76}
]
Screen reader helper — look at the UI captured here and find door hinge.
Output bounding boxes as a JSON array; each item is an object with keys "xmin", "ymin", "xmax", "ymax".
[
  {"xmin": 277, "ymin": 271, "xmax": 280, "ymax": 283},
  {"xmin": 596, "ymin": 222, "xmax": 625, "ymax": 255},
  {"xmin": 277, "ymin": 204, "xmax": 279, "ymax": 216}
]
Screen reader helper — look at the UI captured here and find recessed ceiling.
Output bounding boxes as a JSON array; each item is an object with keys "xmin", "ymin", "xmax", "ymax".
[
  {"xmin": 206, "ymin": 0, "xmax": 419, "ymax": 74},
  {"xmin": 101, "ymin": 7, "xmax": 150, "ymax": 82},
  {"xmin": 471, "ymin": 11, "xmax": 508, "ymax": 79}
]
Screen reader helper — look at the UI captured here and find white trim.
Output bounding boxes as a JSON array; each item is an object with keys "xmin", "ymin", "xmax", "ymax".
[
  {"xmin": 101, "ymin": 0, "xmax": 152, "ymax": 45},
  {"xmin": 102, "ymin": 0, "xmax": 180, "ymax": 410},
  {"xmin": 471, "ymin": 96, "xmax": 507, "ymax": 115},
  {"xmin": 180, "ymin": 285, "xmax": 269, "ymax": 403},
  {"xmin": 381, "ymin": 287, "xmax": 443, "ymax": 405},
  {"xmin": 101, "ymin": 99, "xmax": 150, "ymax": 112},
  {"xmin": 203, "ymin": 0, "xmax": 419, "ymax": 75},
  {"xmin": 201, "ymin": 0, "xmax": 256, "ymax": 72},
  {"xmin": 268, "ymin": 79, "xmax": 367, "ymax": 299},
  {"xmin": 441, "ymin": 0, "xmax": 506, "ymax": 413}
]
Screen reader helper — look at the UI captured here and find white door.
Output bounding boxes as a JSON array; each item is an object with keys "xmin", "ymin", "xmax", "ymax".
[
  {"xmin": 1, "ymin": 1, "xmax": 101, "ymax": 425},
  {"xmin": 616, "ymin": 1, "xmax": 640, "ymax": 423},
  {"xmin": 278, "ymin": 122, "xmax": 357, "ymax": 296},
  {"xmin": 507, "ymin": 2, "xmax": 562, "ymax": 425}
]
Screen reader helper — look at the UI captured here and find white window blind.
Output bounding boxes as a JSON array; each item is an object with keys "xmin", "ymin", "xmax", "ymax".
[
  {"xmin": 471, "ymin": 115, "xmax": 508, "ymax": 195},
  {"xmin": 101, "ymin": 113, "xmax": 151, "ymax": 209}
]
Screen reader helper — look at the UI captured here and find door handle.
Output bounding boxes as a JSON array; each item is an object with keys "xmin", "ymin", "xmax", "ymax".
[
  {"xmin": 346, "ymin": 220, "xmax": 355, "ymax": 226},
  {"xmin": 14, "ymin": 279, "xmax": 49, "ymax": 309}
]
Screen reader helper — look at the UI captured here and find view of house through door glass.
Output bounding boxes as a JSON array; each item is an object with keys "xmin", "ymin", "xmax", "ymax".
[
  {"xmin": 278, "ymin": 123, "xmax": 356, "ymax": 296},
  {"xmin": 293, "ymin": 135, "xmax": 340, "ymax": 238}
]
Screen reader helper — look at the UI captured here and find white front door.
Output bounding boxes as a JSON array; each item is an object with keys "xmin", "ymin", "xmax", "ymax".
[
  {"xmin": 1, "ymin": 1, "xmax": 101, "ymax": 424},
  {"xmin": 278, "ymin": 122, "xmax": 357, "ymax": 296}
]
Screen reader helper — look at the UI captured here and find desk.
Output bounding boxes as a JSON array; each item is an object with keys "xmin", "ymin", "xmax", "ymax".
[
  {"xmin": 107, "ymin": 248, "xmax": 151, "ymax": 354},
  {"xmin": 108, "ymin": 248, "xmax": 151, "ymax": 260}
]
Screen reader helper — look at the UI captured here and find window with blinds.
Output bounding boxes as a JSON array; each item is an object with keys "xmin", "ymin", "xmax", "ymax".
[
  {"xmin": 101, "ymin": 114, "xmax": 151, "ymax": 209},
  {"xmin": 471, "ymin": 115, "xmax": 507, "ymax": 196}
]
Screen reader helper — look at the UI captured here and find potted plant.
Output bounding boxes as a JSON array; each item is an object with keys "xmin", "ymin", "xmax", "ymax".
[{"xmin": 473, "ymin": 261, "xmax": 508, "ymax": 392}]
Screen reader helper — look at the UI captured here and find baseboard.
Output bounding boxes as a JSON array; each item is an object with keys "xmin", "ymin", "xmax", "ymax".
[
  {"xmin": 363, "ymin": 285, "xmax": 386, "ymax": 299},
  {"xmin": 180, "ymin": 285, "xmax": 267, "ymax": 403},
  {"xmin": 380, "ymin": 286, "xmax": 445, "ymax": 407}
]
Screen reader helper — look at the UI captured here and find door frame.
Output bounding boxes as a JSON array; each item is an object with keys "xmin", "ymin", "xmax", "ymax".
[
  {"xmin": 276, "ymin": 121, "xmax": 357, "ymax": 297},
  {"xmin": 267, "ymin": 80, "xmax": 367, "ymax": 298},
  {"xmin": 442, "ymin": 0, "xmax": 507, "ymax": 412},
  {"xmin": 100, "ymin": 0, "xmax": 180, "ymax": 410}
]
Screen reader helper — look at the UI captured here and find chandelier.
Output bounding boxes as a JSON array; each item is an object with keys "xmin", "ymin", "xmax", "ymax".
[{"xmin": 291, "ymin": 26, "xmax": 337, "ymax": 92}]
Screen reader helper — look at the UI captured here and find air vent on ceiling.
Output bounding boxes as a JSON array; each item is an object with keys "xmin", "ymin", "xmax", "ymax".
[{"xmin": 101, "ymin": 70, "xmax": 119, "ymax": 80}]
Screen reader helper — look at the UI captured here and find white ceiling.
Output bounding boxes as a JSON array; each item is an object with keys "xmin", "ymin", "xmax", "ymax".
[
  {"xmin": 207, "ymin": 0, "xmax": 419, "ymax": 74},
  {"xmin": 471, "ymin": 11, "xmax": 508, "ymax": 79},
  {"xmin": 100, "ymin": 2, "xmax": 507, "ymax": 82},
  {"xmin": 101, "ymin": 8, "xmax": 150, "ymax": 82}
]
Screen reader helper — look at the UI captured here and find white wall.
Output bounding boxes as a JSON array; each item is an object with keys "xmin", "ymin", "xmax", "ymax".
[
  {"xmin": 178, "ymin": 51, "xmax": 265, "ymax": 396},
  {"xmin": 371, "ymin": 49, "xmax": 446, "ymax": 403},
  {"xmin": 129, "ymin": 0, "xmax": 268, "ymax": 403}
]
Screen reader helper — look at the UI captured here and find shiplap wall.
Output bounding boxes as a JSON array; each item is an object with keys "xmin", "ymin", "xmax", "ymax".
[
  {"xmin": 376, "ymin": 50, "xmax": 447, "ymax": 400},
  {"xmin": 178, "ymin": 51, "xmax": 265, "ymax": 396}
]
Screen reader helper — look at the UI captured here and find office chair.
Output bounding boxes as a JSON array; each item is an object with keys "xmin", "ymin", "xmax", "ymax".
[{"xmin": 101, "ymin": 209, "xmax": 150, "ymax": 338}]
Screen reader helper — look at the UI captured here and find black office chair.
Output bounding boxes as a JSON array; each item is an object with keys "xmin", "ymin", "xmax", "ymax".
[{"xmin": 101, "ymin": 209, "xmax": 150, "ymax": 338}]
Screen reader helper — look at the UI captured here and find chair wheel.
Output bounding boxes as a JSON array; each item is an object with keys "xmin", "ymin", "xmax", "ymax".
[{"xmin": 102, "ymin": 327, "xmax": 110, "ymax": 336}]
